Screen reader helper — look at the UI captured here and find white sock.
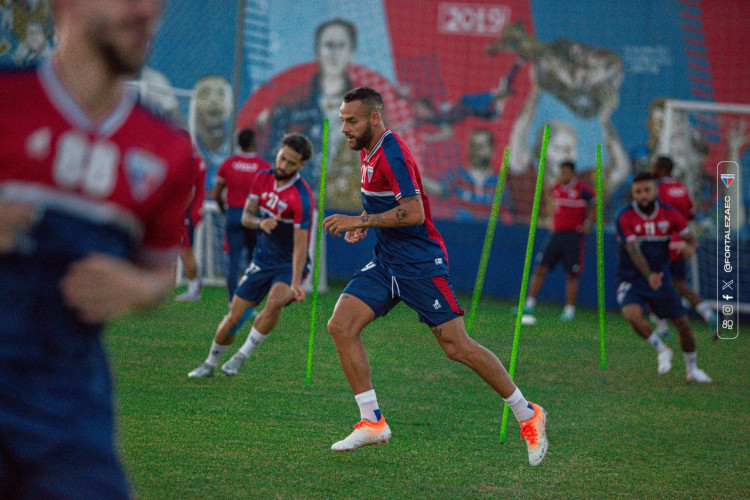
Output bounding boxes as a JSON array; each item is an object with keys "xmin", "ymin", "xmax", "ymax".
[
  {"xmin": 654, "ymin": 318, "xmax": 669, "ymax": 333},
  {"xmin": 187, "ymin": 278, "xmax": 201, "ymax": 294},
  {"xmin": 503, "ymin": 387, "xmax": 535, "ymax": 422},
  {"xmin": 683, "ymin": 351, "xmax": 697, "ymax": 372},
  {"xmin": 239, "ymin": 327, "xmax": 268, "ymax": 357},
  {"xmin": 354, "ymin": 389, "xmax": 382, "ymax": 422},
  {"xmin": 525, "ymin": 297, "xmax": 537, "ymax": 309},
  {"xmin": 695, "ymin": 302, "xmax": 713, "ymax": 322},
  {"xmin": 206, "ymin": 341, "xmax": 229, "ymax": 367},
  {"xmin": 647, "ymin": 332, "xmax": 670, "ymax": 354},
  {"xmin": 563, "ymin": 304, "xmax": 575, "ymax": 316}
]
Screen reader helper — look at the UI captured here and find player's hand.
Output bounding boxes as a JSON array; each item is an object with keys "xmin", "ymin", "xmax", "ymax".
[
  {"xmin": 648, "ymin": 272, "xmax": 663, "ymax": 291},
  {"xmin": 344, "ymin": 228, "xmax": 368, "ymax": 243},
  {"xmin": 679, "ymin": 244, "xmax": 697, "ymax": 258},
  {"xmin": 290, "ymin": 283, "xmax": 305, "ymax": 302},
  {"xmin": 323, "ymin": 214, "xmax": 358, "ymax": 237},
  {"xmin": 61, "ymin": 254, "xmax": 168, "ymax": 324},
  {"xmin": 259, "ymin": 216, "xmax": 279, "ymax": 234},
  {"xmin": 0, "ymin": 201, "xmax": 37, "ymax": 253}
]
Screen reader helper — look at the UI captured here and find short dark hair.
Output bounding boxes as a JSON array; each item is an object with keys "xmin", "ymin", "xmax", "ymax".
[
  {"xmin": 281, "ymin": 133, "xmax": 313, "ymax": 162},
  {"xmin": 632, "ymin": 170, "xmax": 656, "ymax": 184},
  {"xmin": 314, "ymin": 18, "xmax": 357, "ymax": 53},
  {"xmin": 343, "ymin": 87, "xmax": 384, "ymax": 113},
  {"xmin": 237, "ymin": 128, "xmax": 255, "ymax": 151},
  {"xmin": 653, "ymin": 156, "xmax": 674, "ymax": 176},
  {"xmin": 560, "ymin": 160, "xmax": 575, "ymax": 171}
]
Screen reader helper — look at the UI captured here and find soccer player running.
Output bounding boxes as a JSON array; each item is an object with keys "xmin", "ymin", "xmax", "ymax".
[
  {"xmin": 323, "ymin": 87, "xmax": 548, "ymax": 466},
  {"xmin": 213, "ymin": 128, "xmax": 270, "ymax": 302},
  {"xmin": 522, "ymin": 161, "xmax": 595, "ymax": 322},
  {"xmin": 0, "ymin": 0, "xmax": 194, "ymax": 497},
  {"xmin": 188, "ymin": 133, "xmax": 314, "ymax": 378},
  {"xmin": 651, "ymin": 156, "xmax": 718, "ymax": 339},
  {"xmin": 175, "ymin": 152, "xmax": 207, "ymax": 302},
  {"xmin": 615, "ymin": 172, "xmax": 712, "ymax": 382}
]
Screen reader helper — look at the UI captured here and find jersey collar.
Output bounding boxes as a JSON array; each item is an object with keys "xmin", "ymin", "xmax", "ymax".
[
  {"xmin": 364, "ymin": 129, "xmax": 392, "ymax": 163},
  {"xmin": 632, "ymin": 200, "xmax": 660, "ymax": 220},
  {"xmin": 38, "ymin": 56, "xmax": 136, "ymax": 138},
  {"xmin": 274, "ymin": 172, "xmax": 300, "ymax": 192}
]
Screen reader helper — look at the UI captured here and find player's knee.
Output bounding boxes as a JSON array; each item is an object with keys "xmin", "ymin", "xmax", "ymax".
[
  {"xmin": 621, "ymin": 306, "xmax": 641, "ymax": 324},
  {"xmin": 440, "ymin": 338, "xmax": 472, "ymax": 363},
  {"xmin": 327, "ymin": 315, "xmax": 353, "ymax": 341}
]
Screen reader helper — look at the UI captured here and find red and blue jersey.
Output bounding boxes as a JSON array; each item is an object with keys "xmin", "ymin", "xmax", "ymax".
[
  {"xmin": 615, "ymin": 201, "xmax": 690, "ymax": 283},
  {"xmin": 360, "ymin": 130, "xmax": 449, "ymax": 279},
  {"xmin": 217, "ymin": 152, "xmax": 270, "ymax": 208},
  {"xmin": 551, "ymin": 179, "xmax": 595, "ymax": 232},
  {"xmin": 657, "ymin": 177, "xmax": 694, "ymax": 262},
  {"xmin": 249, "ymin": 169, "xmax": 312, "ymax": 267}
]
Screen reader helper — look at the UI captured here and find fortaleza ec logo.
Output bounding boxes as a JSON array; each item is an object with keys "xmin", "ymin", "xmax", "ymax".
[{"xmin": 721, "ymin": 173, "xmax": 735, "ymax": 188}]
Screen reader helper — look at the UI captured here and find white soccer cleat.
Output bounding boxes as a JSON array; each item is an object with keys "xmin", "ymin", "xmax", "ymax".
[
  {"xmin": 657, "ymin": 348, "xmax": 673, "ymax": 375},
  {"xmin": 331, "ymin": 417, "xmax": 391, "ymax": 452},
  {"xmin": 686, "ymin": 367, "xmax": 713, "ymax": 384},
  {"xmin": 187, "ymin": 362, "xmax": 214, "ymax": 378},
  {"xmin": 519, "ymin": 402, "xmax": 548, "ymax": 466},
  {"xmin": 175, "ymin": 290, "xmax": 201, "ymax": 302},
  {"xmin": 521, "ymin": 314, "xmax": 537, "ymax": 326},
  {"xmin": 221, "ymin": 352, "xmax": 248, "ymax": 377}
]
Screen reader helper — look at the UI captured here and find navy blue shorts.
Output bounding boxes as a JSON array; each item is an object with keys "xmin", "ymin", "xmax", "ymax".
[
  {"xmin": 616, "ymin": 278, "xmax": 686, "ymax": 319},
  {"xmin": 234, "ymin": 260, "xmax": 294, "ymax": 305},
  {"xmin": 343, "ymin": 260, "xmax": 464, "ymax": 328},
  {"xmin": 669, "ymin": 258, "xmax": 687, "ymax": 281},
  {"xmin": 180, "ymin": 212, "xmax": 196, "ymax": 248},
  {"xmin": 537, "ymin": 231, "xmax": 584, "ymax": 275}
]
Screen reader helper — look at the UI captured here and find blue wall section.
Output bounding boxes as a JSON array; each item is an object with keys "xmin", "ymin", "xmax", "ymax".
[{"xmin": 326, "ymin": 216, "xmax": 620, "ymax": 310}]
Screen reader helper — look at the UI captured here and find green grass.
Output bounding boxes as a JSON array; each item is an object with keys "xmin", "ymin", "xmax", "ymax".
[{"xmin": 107, "ymin": 284, "xmax": 749, "ymax": 499}]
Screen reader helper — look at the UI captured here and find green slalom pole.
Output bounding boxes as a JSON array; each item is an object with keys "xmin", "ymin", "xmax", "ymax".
[
  {"xmin": 305, "ymin": 119, "xmax": 329, "ymax": 386},
  {"xmin": 596, "ymin": 144, "xmax": 606, "ymax": 370},
  {"xmin": 499, "ymin": 125, "xmax": 549, "ymax": 443},
  {"xmin": 466, "ymin": 147, "xmax": 510, "ymax": 333}
]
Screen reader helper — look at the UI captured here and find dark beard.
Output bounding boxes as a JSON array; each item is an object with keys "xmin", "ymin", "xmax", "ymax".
[
  {"xmin": 638, "ymin": 200, "xmax": 656, "ymax": 214},
  {"xmin": 351, "ymin": 123, "xmax": 374, "ymax": 151},
  {"xmin": 274, "ymin": 170, "xmax": 296, "ymax": 182},
  {"xmin": 101, "ymin": 41, "xmax": 142, "ymax": 76}
]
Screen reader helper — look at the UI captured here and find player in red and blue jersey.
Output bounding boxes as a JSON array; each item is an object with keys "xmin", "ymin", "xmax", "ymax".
[
  {"xmin": 615, "ymin": 171, "xmax": 712, "ymax": 383},
  {"xmin": 652, "ymin": 156, "xmax": 717, "ymax": 338},
  {"xmin": 322, "ymin": 87, "xmax": 548, "ymax": 465},
  {"xmin": 523, "ymin": 161, "xmax": 595, "ymax": 322},
  {"xmin": 188, "ymin": 133, "xmax": 314, "ymax": 379},
  {"xmin": 175, "ymin": 151, "xmax": 207, "ymax": 302},
  {"xmin": 0, "ymin": 1, "xmax": 194, "ymax": 497},
  {"xmin": 213, "ymin": 128, "xmax": 270, "ymax": 301}
]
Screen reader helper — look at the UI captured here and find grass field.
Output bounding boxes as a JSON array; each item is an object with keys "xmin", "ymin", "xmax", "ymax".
[{"xmin": 107, "ymin": 284, "xmax": 749, "ymax": 499}]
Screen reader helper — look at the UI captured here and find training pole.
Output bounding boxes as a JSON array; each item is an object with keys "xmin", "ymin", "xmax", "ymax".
[
  {"xmin": 305, "ymin": 119, "xmax": 329, "ymax": 385},
  {"xmin": 499, "ymin": 125, "xmax": 549, "ymax": 443},
  {"xmin": 466, "ymin": 147, "xmax": 510, "ymax": 333},
  {"xmin": 596, "ymin": 144, "xmax": 606, "ymax": 370}
]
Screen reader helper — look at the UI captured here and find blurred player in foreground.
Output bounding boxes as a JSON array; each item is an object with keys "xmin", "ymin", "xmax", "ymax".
[
  {"xmin": 175, "ymin": 152, "xmax": 207, "ymax": 302},
  {"xmin": 213, "ymin": 128, "xmax": 269, "ymax": 302},
  {"xmin": 615, "ymin": 172, "xmax": 712, "ymax": 382},
  {"xmin": 521, "ymin": 161, "xmax": 595, "ymax": 323},
  {"xmin": 0, "ymin": 0, "xmax": 194, "ymax": 497},
  {"xmin": 323, "ymin": 87, "xmax": 548, "ymax": 466},
  {"xmin": 651, "ymin": 156, "xmax": 717, "ymax": 339},
  {"xmin": 188, "ymin": 133, "xmax": 313, "ymax": 378}
]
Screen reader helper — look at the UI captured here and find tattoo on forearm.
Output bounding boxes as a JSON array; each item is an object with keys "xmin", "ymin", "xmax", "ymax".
[
  {"xmin": 396, "ymin": 208, "xmax": 408, "ymax": 223},
  {"xmin": 361, "ymin": 214, "xmax": 370, "ymax": 225}
]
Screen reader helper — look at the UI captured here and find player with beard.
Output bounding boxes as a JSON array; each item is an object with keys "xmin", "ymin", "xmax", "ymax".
[
  {"xmin": 188, "ymin": 133, "xmax": 314, "ymax": 378},
  {"xmin": 0, "ymin": 0, "xmax": 194, "ymax": 497},
  {"xmin": 615, "ymin": 172, "xmax": 712, "ymax": 382},
  {"xmin": 322, "ymin": 87, "xmax": 548, "ymax": 466}
]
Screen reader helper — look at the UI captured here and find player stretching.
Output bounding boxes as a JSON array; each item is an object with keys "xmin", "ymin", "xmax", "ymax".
[
  {"xmin": 651, "ymin": 156, "xmax": 718, "ymax": 339},
  {"xmin": 522, "ymin": 161, "xmax": 595, "ymax": 322},
  {"xmin": 188, "ymin": 133, "xmax": 313, "ymax": 378},
  {"xmin": 0, "ymin": 0, "xmax": 194, "ymax": 497},
  {"xmin": 615, "ymin": 172, "xmax": 712, "ymax": 382},
  {"xmin": 323, "ymin": 87, "xmax": 548, "ymax": 466}
]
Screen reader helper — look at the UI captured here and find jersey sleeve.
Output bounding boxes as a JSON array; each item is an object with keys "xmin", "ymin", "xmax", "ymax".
[
  {"xmin": 581, "ymin": 183, "xmax": 595, "ymax": 202},
  {"xmin": 669, "ymin": 207, "xmax": 690, "ymax": 237},
  {"xmin": 293, "ymin": 182, "xmax": 312, "ymax": 230},
  {"xmin": 249, "ymin": 171, "xmax": 265, "ymax": 200},
  {"xmin": 216, "ymin": 157, "xmax": 230, "ymax": 181},
  {"xmin": 383, "ymin": 140, "xmax": 420, "ymax": 200},
  {"xmin": 616, "ymin": 211, "xmax": 637, "ymax": 243}
]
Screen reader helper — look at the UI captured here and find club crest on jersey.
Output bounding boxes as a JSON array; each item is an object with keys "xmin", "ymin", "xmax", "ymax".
[
  {"xmin": 657, "ymin": 220, "xmax": 670, "ymax": 233},
  {"xmin": 277, "ymin": 199, "xmax": 288, "ymax": 214},
  {"xmin": 124, "ymin": 149, "xmax": 166, "ymax": 202}
]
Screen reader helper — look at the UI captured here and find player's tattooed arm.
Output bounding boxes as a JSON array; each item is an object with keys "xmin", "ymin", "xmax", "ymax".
[
  {"xmin": 625, "ymin": 240, "xmax": 662, "ymax": 290},
  {"xmin": 241, "ymin": 197, "xmax": 260, "ymax": 229},
  {"xmin": 361, "ymin": 195, "xmax": 424, "ymax": 228}
]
